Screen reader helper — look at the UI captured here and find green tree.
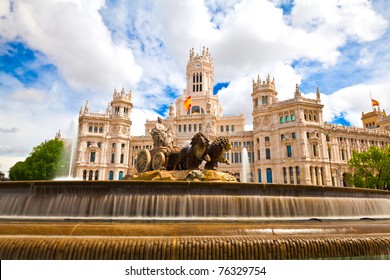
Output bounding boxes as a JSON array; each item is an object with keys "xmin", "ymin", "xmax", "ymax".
[
  {"xmin": 348, "ymin": 145, "xmax": 390, "ymax": 190},
  {"xmin": 9, "ymin": 139, "xmax": 65, "ymax": 180}
]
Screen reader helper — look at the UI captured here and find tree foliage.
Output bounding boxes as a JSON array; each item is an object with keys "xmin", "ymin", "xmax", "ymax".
[
  {"xmin": 348, "ymin": 145, "xmax": 390, "ymax": 190},
  {"xmin": 9, "ymin": 139, "xmax": 65, "ymax": 180}
]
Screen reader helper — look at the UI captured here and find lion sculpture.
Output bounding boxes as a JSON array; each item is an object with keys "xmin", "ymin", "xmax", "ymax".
[
  {"xmin": 204, "ymin": 136, "xmax": 232, "ymax": 170},
  {"xmin": 175, "ymin": 132, "xmax": 210, "ymax": 170}
]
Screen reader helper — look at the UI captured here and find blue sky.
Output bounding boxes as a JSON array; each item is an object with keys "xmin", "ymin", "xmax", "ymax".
[{"xmin": 1, "ymin": 0, "xmax": 390, "ymax": 175}]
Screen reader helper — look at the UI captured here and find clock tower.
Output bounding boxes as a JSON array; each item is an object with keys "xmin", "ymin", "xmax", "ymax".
[{"xmin": 176, "ymin": 47, "xmax": 222, "ymax": 117}]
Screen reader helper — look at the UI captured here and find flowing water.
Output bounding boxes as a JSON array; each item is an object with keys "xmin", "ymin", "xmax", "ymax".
[
  {"xmin": 0, "ymin": 181, "xmax": 389, "ymax": 221},
  {"xmin": 241, "ymin": 147, "xmax": 250, "ymax": 182},
  {"xmin": 0, "ymin": 180, "xmax": 389, "ymax": 259}
]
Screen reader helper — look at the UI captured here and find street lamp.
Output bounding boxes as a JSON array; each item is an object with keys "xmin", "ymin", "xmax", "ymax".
[{"xmin": 321, "ymin": 122, "xmax": 336, "ymax": 186}]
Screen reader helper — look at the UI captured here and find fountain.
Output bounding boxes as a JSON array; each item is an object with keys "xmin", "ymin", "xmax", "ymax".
[
  {"xmin": 241, "ymin": 147, "xmax": 250, "ymax": 182},
  {"xmin": 55, "ymin": 118, "xmax": 79, "ymax": 180},
  {"xmin": 0, "ymin": 180, "xmax": 389, "ymax": 260},
  {"xmin": 0, "ymin": 134, "xmax": 389, "ymax": 260}
]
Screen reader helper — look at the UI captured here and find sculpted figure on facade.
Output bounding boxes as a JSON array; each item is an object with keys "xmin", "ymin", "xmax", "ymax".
[{"xmin": 150, "ymin": 117, "xmax": 171, "ymax": 147}]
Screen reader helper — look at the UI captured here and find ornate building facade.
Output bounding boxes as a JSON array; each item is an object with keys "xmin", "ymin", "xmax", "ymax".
[{"xmin": 75, "ymin": 47, "xmax": 390, "ymax": 186}]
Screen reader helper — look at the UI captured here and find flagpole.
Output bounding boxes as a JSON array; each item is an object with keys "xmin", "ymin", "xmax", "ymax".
[{"xmin": 370, "ymin": 90, "xmax": 373, "ymax": 110}]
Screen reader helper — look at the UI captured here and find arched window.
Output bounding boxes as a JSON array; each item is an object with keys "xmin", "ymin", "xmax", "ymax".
[
  {"xmin": 286, "ymin": 116, "xmax": 290, "ymax": 123},
  {"xmin": 94, "ymin": 170, "xmax": 99, "ymax": 180},
  {"xmin": 88, "ymin": 170, "xmax": 93, "ymax": 180},
  {"xmin": 292, "ymin": 132, "xmax": 296, "ymax": 139},
  {"xmin": 280, "ymin": 117, "xmax": 284, "ymax": 123},
  {"xmin": 109, "ymin": 171, "xmax": 114, "ymax": 180},
  {"xmin": 296, "ymin": 166, "xmax": 300, "ymax": 184},
  {"xmin": 266, "ymin": 168, "xmax": 273, "ymax": 183},
  {"xmin": 89, "ymin": 126, "xmax": 93, "ymax": 132},
  {"xmin": 83, "ymin": 170, "xmax": 87, "ymax": 180},
  {"xmin": 289, "ymin": 166, "xmax": 294, "ymax": 184},
  {"xmin": 94, "ymin": 126, "xmax": 98, "ymax": 133},
  {"xmin": 291, "ymin": 114, "xmax": 295, "ymax": 121},
  {"xmin": 99, "ymin": 126, "xmax": 103, "ymax": 133},
  {"xmin": 191, "ymin": 106, "xmax": 204, "ymax": 115},
  {"xmin": 87, "ymin": 141, "xmax": 91, "ymax": 147},
  {"xmin": 257, "ymin": 169, "xmax": 262, "ymax": 183},
  {"xmin": 120, "ymin": 154, "xmax": 124, "ymax": 163},
  {"xmin": 119, "ymin": 171, "xmax": 123, "ymax": 180},
  {"xmin": 283, "ymin": 167, "xmax": 287, "ymax": 184}
]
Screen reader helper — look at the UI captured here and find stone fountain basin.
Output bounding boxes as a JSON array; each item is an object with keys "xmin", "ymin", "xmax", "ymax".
[
  {"xmin": 0, "ymin": 181, "xmax": 389, "ymax": 259},
  {"xmin": 0, "ymin": 180, "xmax": 389, "ymax": 220}
]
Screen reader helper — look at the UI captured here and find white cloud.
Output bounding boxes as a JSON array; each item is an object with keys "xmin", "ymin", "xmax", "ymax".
[
  {"xmin": 0, "ymin": 0, "xmax": 142, "ymax": 92},
  {"xmin": 131, "ymin": 108, "xmax": 160, "ymax": 136},
  {"xmin": 13, "ymin": 88, "xmax": 46, "ymax": 102},
  {"xmin": 0, "ymin": 0, "xmax": 10, "ymax": 17},
  {"xmin": 357, "ymin": 47, "xmax": 374, "ymax": 66},
  {"xmin": 315, "ymin": 83, "xmax": 390, "ymax": 127}
]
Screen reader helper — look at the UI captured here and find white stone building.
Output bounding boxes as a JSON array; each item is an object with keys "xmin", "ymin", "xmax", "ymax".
[{"xmin": 74, "ymin": 47, "xmax": 390, "ymax": 186}]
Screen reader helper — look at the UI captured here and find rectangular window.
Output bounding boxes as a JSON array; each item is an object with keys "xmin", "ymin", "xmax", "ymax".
[
  {"xmin": 287, "ymin": 145, "xmax": 292, "ymax": 158},
  {"xmin": 184, "ymin": 125, "xmax": 186, "ymax": 132},
  {"xmin": 90, "ymin": 152, "xmax": 96, "ymax": 163},
  {"xmin": 199, "ymin": 124, "xmax": 202, "ymax": 131},
  {"xmin": 193, "ymin": 85, "xmax": 195, "ymax": 92},
  {"xmin": 231, "ymin": 125, "xmax": 235, "ymax": 132},
  {"xmin": 111, "ymin": 153, "xmax": 115, "ymax": 163},
  {"xmin": 120, "ymin": 154, "xmax": 124, "ymax": 164},
  {"xmin": 266, "ymin": 168, "xmax": 273, "ymax": 183},
  {"xmin": 221, "ymin": 126, "xmax": 224, "ymax": 132},
  {"xmin": 234, "ymin": 152, "xmax": 239, "ymax": 163},
  {"xmin": 226, "ymin": 125, "xmax": 229, "ymax": 132},
  {"xmin": 200, "ymin": 84, "xmax": 202, "ymax": 91},
  {"xmin": 266, "ymin": 148, "xmax": 271, "ymax": 160},
  {"xmin": 179, "ymin": 125, "xmax": 181, "ymax": 133},
  {"xmin": 189, "ymin": 124, "xmax": 192, "ymax": 132},
  {"xmin": 313, "ymin": 145, "xmax": 317, "ymax": 156},
  {"xmin": 194, "ymin": 124, "xmax": 197, "ymax": 132}
]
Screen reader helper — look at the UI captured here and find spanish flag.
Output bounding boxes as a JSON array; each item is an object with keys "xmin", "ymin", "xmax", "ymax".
[
  {"xmin": 184, "ymin": 96, "xmax": 191, "ymax": 111},
  {"xmin": 372, "ymin": 99, "xmax": 380, "ymax": 107}
]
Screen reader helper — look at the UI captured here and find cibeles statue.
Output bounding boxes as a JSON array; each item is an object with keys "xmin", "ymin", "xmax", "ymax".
[{"xmin": 150, "ymin": 117, "xmax": 173, "ymax": 148}]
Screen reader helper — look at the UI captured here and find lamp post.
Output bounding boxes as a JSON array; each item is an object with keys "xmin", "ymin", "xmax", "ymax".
[{"xmin": 321, "ymin": 122, "xmax": 336, "ymax": 186}]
